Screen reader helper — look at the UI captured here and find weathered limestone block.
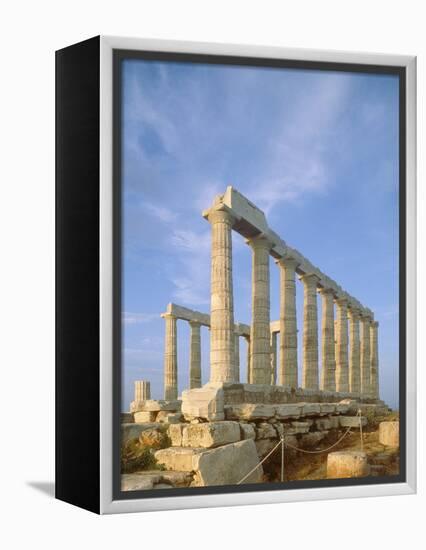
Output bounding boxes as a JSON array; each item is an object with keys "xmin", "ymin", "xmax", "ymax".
[
  {"xmin": 275, "ymin": 403, "xmax": 303, "ymax": 419},
  {"xmin": 240, "ymin": 423, "xmax": 256, "ymax": 440},
  {"xmin": 335, "ymin": 403, "xmax": 350, "ymax": 414},
  {"xmin": 327, "ymin": 451, "xmax": 369, "ymax": 479},
  {"xmin": 155, "ymin": 447, "xmax": 203, "ymax": 471},
  {"xmin": 319, "ymin": 403, "xmax": 336, "ymax": 415},
  {"xmin": 134, "ymin": 411, "xmax": 157, "ymax": 423},
  {"xmin": 339, "ymin": 416, "xmax": 367, "ymax": 428},
  {"xmin": 168, "ymin": 423, "xmax": 187, "ymax": 447},
  {"xmin": 182, "ymin": 421, "xmax": 241, "ymax": 448},
  {"xmin": 121, "ymin": 423, "xmax": 165, "ymax": 445},
  {"xmin": 156, "ymin": 411, "xmax": 182, "ymax": 424},
  {"xmin": 300, "ymin": 403, "xmax": 321, "ymax": 416},
  {"xmin": 299, "ymin": 431, "xmax": 327, "ymax": 448},
  {"xmin": 182, "ymin": 383, "xmax": 225, "ymax": 421},
  {"xmin": 256, "ymin": 422, "xmax": 277, "ymax": 440},
  {"xmin": 379, "ymin": 421, "xmax": 399, "ymax": 447},
  {"xmin": 121, "ymin": 412, "xmax": 134, "ymax": 424},
  {"xmin": 193, "ymin": 440, "xmax": 263, "ymax": 486},
  {"xmin": 121, "ymin": 471, "xmax": 194, "ymax": 491},
  {"xmin": 140, "ymin": 400, "xmax": 181, "ymax": 412},
  {"xmin": 225, "ymin": 403, "xmax": 275, "ymax": 420}
]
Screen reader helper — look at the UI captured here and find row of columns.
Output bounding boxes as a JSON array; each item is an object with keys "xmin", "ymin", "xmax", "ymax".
[{"xmin": 205, "ymin": 204, "xmax": 379, "ymax": 399}]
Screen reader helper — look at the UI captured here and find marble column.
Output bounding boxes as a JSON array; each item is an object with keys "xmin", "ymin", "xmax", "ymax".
[
  {"xmin": 207, "ymin": 207, "xmax": 236, "ymax": 383},
  {"xmin": 189, "ymin": 321, "xmax": 202, "ymax": 389},
  {"xmin": 248, "ymin": 236, "xmax": 272, "ymax": 385},
  {"xmin": 243, "ymin": 335, "xmax": 251, "ymax": 383},
  {"xmin": 300, "ymin": 273, "xmax": 320, "ymax": 390},
  {"xmin": 277, "ymin": 257, "xmax": 299, "ymax": 388},
  {"xmin": 348, "ymin": 307, "xmax": 361, "ymax": 393},
  {"xmin": 370, "ymin": 321, "xmax": 380, "ymax": 399},
  {"xmin": 335, "ymin": 297, "xmax": 349, "ymax": 392},
  {"xmin": 270, "ymin": 331, "xmax": 277, "ymax": 385},
  {"xmin": 134, "ymin": 380, "xmax": 150, "ymax": 402},
  {"xmin": 360, "ymin": 312, "xmax": 372, "ymax": 397},
  {"xmin": 319, "ymin": 288, "xmax": 336, "ymax": 391},
  {"xmin": 162, "ymin": 313, "xmax": 178, "ymax": 400},
  {"xmin": 234, "ymin": 333, "xmax": 240, "ymax": 383}
]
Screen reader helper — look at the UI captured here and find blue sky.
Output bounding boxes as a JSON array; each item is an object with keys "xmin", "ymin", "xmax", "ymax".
[{"xmin": 121, "ymin": 59, "xmax": 399, "ymax": 410}]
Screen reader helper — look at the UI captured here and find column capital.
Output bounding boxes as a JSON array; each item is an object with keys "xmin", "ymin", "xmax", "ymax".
[
  {"xmin": 188, "ymin": 319, "xmax": 201, "ymax": 328},
  {"xmin": 299, "ymin": 272, "xmax": 320, "ymax": 286},
  {"xmin": 347, "ymin": 306, "xmax": 362, "ymax": 320},
  {"xmin": 371, "ymin": 320, "xmax": 379, "ymax": 328},
  {"xmin": 334, "ymin": 296, "xmax": 349, "ymax": 306},
  {"xmin": 318, "ymin": 287, "xmax": 336, "ymax": 297},
  {"xmin": 277, "ymin": 256, "xmax": 300, "ymax": 271},
  {"xmin": 204, "ymin": 204, "xmax": 237, "ymax": 226},
  {"xmin": 246, "ymin": 234, "xmax": 273, "ymax": 251},
  {"xmin": 161, "ymin": 312, "xmax": 176, "ymax": 320}
]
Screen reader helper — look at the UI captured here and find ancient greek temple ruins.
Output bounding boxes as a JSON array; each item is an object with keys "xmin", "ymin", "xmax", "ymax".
[{"xmin": 159, "ymin": 186, "xmax": 380, "ymax": 407}]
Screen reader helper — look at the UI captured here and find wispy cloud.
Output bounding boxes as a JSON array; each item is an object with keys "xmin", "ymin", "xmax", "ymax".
[
  {"xmin": 142, "ymin": 202, "xmax": 177, "ymax": 223},
  {"xmin": 122, "ymin": 312, "xmax": 159, "ymax": 325}
]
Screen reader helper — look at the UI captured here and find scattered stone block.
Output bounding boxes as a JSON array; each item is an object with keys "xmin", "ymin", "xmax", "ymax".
[
  {"xmin": 121, "ymin": 412, "xmax": 134, "ymax": 424},
  {"xmin": 121, "ymin": 423, "xmax": 165, "ymax": 445},
  {"xmin": 379, "ymin": 421, "xmax": 399, "ymax": 448},
  {"xmin": 193, "ymin": 440, "xmax": 263, "ymax": 486},
  {"xmin": 155, "ymin": 447, "xmax": 203, "ymax": 471},
  {"xmin": 168, "ymin": 423, "xmax": 187, "ymax": 446},
  {"xmin": 339, "ymin": 416, "xmax": 367, "ymax": 428},
  {"xmin": 156, "ymin": 411, "xmax": 182, "ymax": 424},
  {"xmin": 225, "ymin": 403, "xmax": 275, "ymax": 420},
  {"xmin": 121, "ymin": 470, "xmax": 194, "ymax": 491},
  {"xmin": 256, "ymin": 422, "xmax": 277, "ymax": 439},
  {"xmin": 275, "ymin": 403, "xmax": 302, "ymax": 419},
  {"xmin": 182, "ymin": 421, "xmax": 241, "ymax": 448},
  {"xmin": 134, "ymin": 411, "xmax": 156, "ymax": 423},
  {"xmin": 240, "ymin": 423, "xmax": 256, "ymax": 440},
  {"xmin": 182, "ymin": 383, "xmax": 225, "ymax": 421},
  {"xmin": 327, "ymin": 451, "xmax": 370, "ymax": 479}
]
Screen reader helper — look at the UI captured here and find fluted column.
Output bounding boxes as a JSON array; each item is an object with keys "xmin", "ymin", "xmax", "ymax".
[
  {"xmin": 134, "ymin": 380, "xmax": 150, "ymax": 402},
  {"xmin": 248, "ymin": 236, "xmax": 272, "ymax": 385},
  {"xmin": 234, "ymin": 334, "xmax": 240, "ymax": 383},
  {"xmin": 277, "ymin": 257, "xmax": 299, "ymax": 388},
  {"xmin": 189, "ymin": 321, "xmax": 202, "ymax": 389},
  {"xmin": 348, "ymin": 307, "xmax": 361, "ymax": 393},
  {"xmin": 270, "ymin": 331, "xmax": 277, "ymax": 385},
  {"xmin": 335, "ymin": 297, "xmax": 349, "ymax": 392},
  {"xmin": 162, "ymin": 313, "xmax": 178, "ymax": 400},
  {"xmin": 207, "ymin": 207, "xmax": 236, "ymax": 383},
  {"xmin": 370, "ymin": 321, "xmax": 380, "ymax": 399},
  {"xmin": 319, "ymin": 288, "xmax": 336, "ymax": 391},
  {"xmin": 360, "ymin": 312, "xmax": 372, "ymax": 397},
  {"xmin": 300, "ymin": 273, "xmax": 320, "ymax": 390},
  {"xmin": 243, "ymin": 335, "xmax": 251, "ymax": 383}
]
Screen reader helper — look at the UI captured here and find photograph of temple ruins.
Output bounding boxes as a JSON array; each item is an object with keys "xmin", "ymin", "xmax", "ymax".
[{"xmin": 119, "ymin": 57, "xmax": 401, "ymax": 492}]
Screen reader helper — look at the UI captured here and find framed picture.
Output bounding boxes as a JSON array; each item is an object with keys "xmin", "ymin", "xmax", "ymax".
[{"xmin": 56, "ymin": 36, "xmax": 416, "ymax": 514}]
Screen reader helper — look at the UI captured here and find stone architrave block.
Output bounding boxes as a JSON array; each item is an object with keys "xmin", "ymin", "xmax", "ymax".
[
  {"xmin": 225, "ymin": 403, "xmax": 275, "ymax": 420},
  {"xmin": 275, "ymin": 404, "xmax": 302, "ymax": 419},
  {"xmin": 339, "ymin": 416, "xmax": 367, "ymax": 428},
  {"xmin": 327, "ymin": 451, "xmax": 369, "ymax": 479},
  {"xmin": 193, "ymin": 440, "xmax": 263, "ymax": 486},
  {"xmin": 121, "ymin": 422, "xmax": 165, "ymax": 445},
  {"xmin": 133, "ymin": 411, "xmax": 156, "ymax": 423},
  {"xmin": 378, "ymin": 421, "xmax": 399, "ymax": 447},
  {"xmin": 181, "ymin": 384, "xmax": 225, "ymax": 421},
  {"xmin": 182, "ymin": 421, "xmax": 241, "ymax": 448}
]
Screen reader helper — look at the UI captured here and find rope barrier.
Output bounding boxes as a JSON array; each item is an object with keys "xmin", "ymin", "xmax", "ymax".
[{"xmin": 236, "ymin": 409, "xmax": 364, "ymax": 485}]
